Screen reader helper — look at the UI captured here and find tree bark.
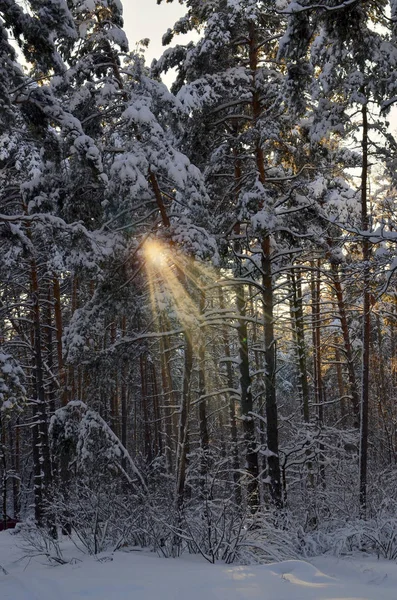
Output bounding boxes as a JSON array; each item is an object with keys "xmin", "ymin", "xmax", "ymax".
[
  {"xmin": 198, "ymin": 290, "xmax": 209, "ymax": 482},
  {"xmin": 31, "ymin": 259, "xmax": 53, "ymax": 528},
  {"xmin": 330, "ymin": 263, "xmax": 360, "ymax": 422},
  {"xmin": 359, "ymin": 100, "xmax": 370, "ymax": 518},
  {"xmin": 53, "ymin": 276, "xmax": 67, "ymax": 406},
  {"xmin": 290, "ymin": 269, "xmax": 310, "ymax": 422},
  {"xmin": 219, "ymin": 287, "xmax": 241, "ymax": 505},
  {"xmin": 248, "ymin": 22, "xmax": 281, "ymax": 506},
  {"xmin": 176, "ymin": 331, "xmax": 193, "ymax": 506},
  {"xmin": 236, "ymin": 281, "xmax": 259, "ymax": 509},
  {"xmin": 261, "ymin": 238, "xmax": 282, "ymax": 506},
  {"xmin": 311, "ymin": 260, "xmax": 325, "ymax": 485}
]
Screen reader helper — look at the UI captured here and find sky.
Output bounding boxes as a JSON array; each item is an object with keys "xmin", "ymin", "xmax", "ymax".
[{"xmin": 122, "ymin": 0, "xmax": 190, "ymax": 65}]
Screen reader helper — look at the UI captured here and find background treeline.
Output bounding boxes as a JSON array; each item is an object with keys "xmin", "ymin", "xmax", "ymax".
[{"xmin": 2, "ymin": 0, "xmax": 397, "ymax": 562}]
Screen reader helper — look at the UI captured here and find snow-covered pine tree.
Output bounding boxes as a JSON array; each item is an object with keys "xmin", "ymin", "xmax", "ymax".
[
  {"xmin": 280, "ymin": 0, "xmax": 397, "ymax": 515},
  {"xmin": 0, "ymin": 0, "xmax": 119, "ymax": 525},
  {"xmin": 22, "ymin": 0, "xmax": 219, "ymax": 512},
  {"xmin": 155, "ymin": 0, "xmax": 334, "ymax": 509}
]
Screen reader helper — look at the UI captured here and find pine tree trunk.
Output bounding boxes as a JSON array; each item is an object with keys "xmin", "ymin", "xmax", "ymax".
[
  {"xmin": 359, "ymin": 101, "xmax": 370, "ymax": 518},
  {"xmin": 53, "ymin": 276, "xmax": 67, "ymax": 406},
  {"xmin": 198, "ymin": 290, "xmax": 209, "ymax": 481},
  {"xmin": 46, "ymin": 285, "xmax": 56, "ymax": 415},
  {"xmin": 110, "ymin": 321, "xmax": 119, "ymax": 436},
  {"xmin": 69, "ymin": 276, "xmax": 79, "ymax": 402},
  {"xmin": 262, "ymin": 238, "xmax": 282, "ymax": 506},
  {"xmin": 236, "ymin": 282, "xmax": 259, "ymax": 509},
  {"xmin": 140, "ymin": 355, "xmax": 152, "ymax": 464},
  {"xmin": 8, "ymin": 420, "xmax": 19, "ymax": 518},
  {"xmin": 0, "ymin": 413, "xmax": 7, "ymax": 527},
  {"xmin": 330, "ymin": 263, "xmax": 360, "ymax": 422},
  {"xmin": 333, "ymin": 334, "xmax": 348, "ymax": 421},
  {"xmin": 290, "ymin": 269, "xmax": 310, "ymax": 422},
  {"xmin": 311, "ymin": 261, "xmax": 325, "ymax": 485},
  {"xmin": 151, "ymin": 360, "xmax": 162, "ymax": 457},
  {"xmin": 120, "ymin": 317, "xmax": 128, "ymax": 452},
  {"xmin": 248, "ymin": 22, "xmax": 281, "ymax": 507},
  {"xmin": 31, "ymin": 259, "xmax": 53, "ymax": 528},
  {"xmin": 159, "ymin": 314, "xmax": 175, "ymax": 474},
  {"xmin": 218, "ymin": 287, "xmax": 241, "ymax": 505},
  {"xmin": 176, "ymin": 332, "xmax": 193, "ymax": 507}
]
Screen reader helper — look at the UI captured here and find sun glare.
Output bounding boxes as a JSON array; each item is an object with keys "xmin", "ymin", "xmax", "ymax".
[
  {"xmin": 143, "ymin": 239, "xmax": 168, "ymax": 268},
  {"xmin": 143, "ymin": 238, "xmax": 220, "ymax": 336}
]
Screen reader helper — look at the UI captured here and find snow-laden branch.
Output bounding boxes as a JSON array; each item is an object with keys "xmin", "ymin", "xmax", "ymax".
[
  {"xmin": 50, "ymin": 401, "xmax": 148, "ymax": 492},
  {"xmin": 279, "ymin": 0, "xmax": 362, "ymax": 15}
]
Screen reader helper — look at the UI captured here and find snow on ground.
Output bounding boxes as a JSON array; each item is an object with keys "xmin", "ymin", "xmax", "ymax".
[{"xmin": 1, "ymin": 530, "xmax": 397, "ymax": 600}]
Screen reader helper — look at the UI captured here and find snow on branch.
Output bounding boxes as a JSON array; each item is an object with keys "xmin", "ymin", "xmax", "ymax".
[
  {"xmin": 50, "ymin": 401, "xmax": 148, "ymax": 492},
  {"xmin": 280, "ymin": 0, "xmax": 362, "ymax": 15}
]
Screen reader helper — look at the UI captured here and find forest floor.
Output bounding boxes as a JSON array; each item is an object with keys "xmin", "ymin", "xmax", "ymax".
[{"xmin": 1, "ymin": 529, "xmax": 396, "ymax": 599}]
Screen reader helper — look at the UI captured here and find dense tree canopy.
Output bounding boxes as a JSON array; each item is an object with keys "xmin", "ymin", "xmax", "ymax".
[{"xmin": 2, "ymin": 0, "xmax": 397, "ymax": 561}]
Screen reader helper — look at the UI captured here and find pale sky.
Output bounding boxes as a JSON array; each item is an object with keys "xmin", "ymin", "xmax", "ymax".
[{"xmin": 122, "ymin": 0, "xmax": 189, "ymax": 65}]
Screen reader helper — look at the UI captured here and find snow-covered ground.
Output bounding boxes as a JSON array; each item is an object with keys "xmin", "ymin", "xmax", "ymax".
[{"xmin": 1, "ymin": 530, "xmax": 396, "ymax": 600}]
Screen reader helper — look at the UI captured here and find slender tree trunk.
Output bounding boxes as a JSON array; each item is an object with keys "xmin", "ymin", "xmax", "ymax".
[
  {"xmin": 8, "ymin": 420, "xmax": 19, "ymax": 518},
  {"xmin": 110, "ymin": 321, "xmax": 119, "ymax": 436},
  {"xmin": 0, "ymin": 413, "xmax": 7, "ymax": 527},
  {"xmin": 31, "ymin": 399, "xmax": 43, "ymax": 525},
  {"xmin": 311, "ymin": 261, "xmax": 325, "ymax": 486},
  {"xmin": 359, "ymin": 101, "xmax": 370, "ymax": 518},
  {"xmin": 69, "ymin": 276, "xmax": 79, "ymax": 402},
  {"xmin": 140, "ymin": 355, "xmax": 152, "ymax": 464},
  {"xmin": 159, "ymin": 314, "xmax": 175, "ymax": 474},
  {"xmin": 392, "ymin": 296, "xmax": 397, "ymax": 389},
  {"xmin": 15, "ymin": 418, "xmax": 20, "ymax": 518},
  {"xmin": 151, "ymin": 360, "xmax": 162, "ymax": 457},
  {"xmin": 330, "ymin": 263, "xmax": 360, "ymax": 422},
  {"xmin": 31, "ymin": 260, "xmax": 54, "ymax": 528},
  {"xmin": 53, "ymin": 276, "xmax": 67, "ymax": 407},
  {"xmin": 120, "ymin": 317, "xmax": 128, "ymax": 451},
  {"xmin": 334, "ymin": 333, "xmax": 348, "ymax": 421},
  {"xmin": 219, "ymin": 287, "xmax": 241, "ymax": 505},
  {"xmin": 53, "ymin": 277, "xmax": 71, "ymax": 533},
  {"xmin": 248, "ymin": 22, "xmax": 281, "ymax": 507},
  {"xmin": 198, "ymin": 290, "xmax": 209, "ymax": 481},
  {"xmin": 261, "ymin": 238, "xmax": 282, "ymax": 506},
  {"xmin": 236, "ymin": 281, "xmax": 259, "ymax": 509},
  {"xmin": 176, "ymin": 332, "xmax": 193, "ymax": 506},
  {"xmin": 290, "ymin": 269, "xmax": 310, "ymax": 422},
  {"xmin": 45, "ymin": 286, "xmax": 56, "ymax": 416}
]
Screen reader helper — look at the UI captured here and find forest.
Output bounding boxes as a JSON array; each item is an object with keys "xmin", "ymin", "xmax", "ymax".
[{"xmin": 2, "ymin": 0, "xmax": 397, "ymax": 563}]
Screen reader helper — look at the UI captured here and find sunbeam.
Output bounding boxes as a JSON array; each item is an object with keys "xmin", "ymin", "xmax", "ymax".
[{"xmin": 142, "ymin": 238, "xmax": 218, "ymax": 333}]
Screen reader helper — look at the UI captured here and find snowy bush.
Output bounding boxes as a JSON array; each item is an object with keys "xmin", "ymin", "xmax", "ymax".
[
  {"xmin": 18, "ymin": 523, "xmax": 66, "ymax": 565},
  {"xmin": 0, "ymin": 352, "xmax": 26, "ymax": 411}
]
